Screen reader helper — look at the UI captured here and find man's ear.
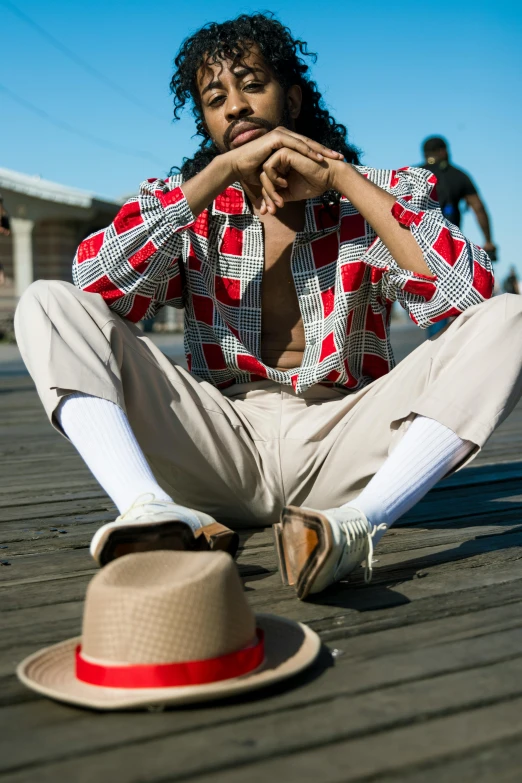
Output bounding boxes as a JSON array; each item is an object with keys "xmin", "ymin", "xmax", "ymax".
[{"xmin": 287, "ymin": 85, "xmax": 302, "ymax": 120}]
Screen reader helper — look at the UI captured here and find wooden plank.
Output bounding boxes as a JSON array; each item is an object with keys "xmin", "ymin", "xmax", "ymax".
[
  {"xmin": 396, "ymin": 482, "xmax": 522, "ymax": 526},
  {"xmin": 0, "ymin": 548, "xmax": 95, "ymax": 586},
  {"xmin": 0, "ymin": 479, "xmax": 100, "ymax": 497},
  {"xmin": 0, "ymin": 601, "xmax": 83, "ymax": 653},
  {"xmin": 188, "ymin": 698, "xmax": 522, "ymax": 783},
  {"xmin": 436, "ymin": 460, "xmax": 522, "ymax": 490},
  {"xmin": 0, "ymin": 524, "xmax": 266, "ymax": 560},
  {"xmin": 6, "ymin": 578, "xmax": 522, "ymax": 712},
  {"xmin": 2, "ymin": 523, "xmax": 522, "ymax": 636},
  {"xmin": 3, "ymin": 478, "xmax": 522, "ymax": 525},
  {"xmin": 242, "ymin": 541, "xmax": 522, "ymax": 624},
  {"xmin": 1, "ymin": 500, "xmax": 113, "ymax": 525},
  {"xmin": 4, "ymin": 623, "xmax": 522, "ymax": 776},
  {"xmin": 3, "ymin": 517, "xmax": 522, "ymax": 662},
  {"xmin": 4, "ymin": 657, "xmax": 522, "ymax": 781},
  {"xmin": 0, "ymin": 488, "xmax": 105, "ymax": 509},
  {"xmin": 1, "ymin": 518, "xmax": 520, "ymax": 592},
  {"xmin": 1, "ymin": 461, "xmax": 521, "ymax": 557},
  {"xmin": 4, "ymin": 558, "xmax": 522, "ymax": 651},
  {"xmin": 0, "ymin": 670, "xmax": 47, "ymax": 709},
  {"xmin": 3, "ymin": 556, "xmax": 522, "ymax": 689},
  {"xmin": 1, "ymin": 573, "xmax": 92, "ymax": 613},
  {"xmin": 3, "ymin": 496, "xmax": 521, "ymax": 560},
  {"xmin": 375, "ymin": 737, "xmax": 522, "ymax": 783}
]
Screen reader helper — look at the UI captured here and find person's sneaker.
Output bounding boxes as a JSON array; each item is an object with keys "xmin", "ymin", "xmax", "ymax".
[
  {"xmin": 90, "ymin": 494, "xmax": 239, "ymax": 566},
  {"xmin": 273, "ymin": 505, "xmax": 385, "ymax": 600}
]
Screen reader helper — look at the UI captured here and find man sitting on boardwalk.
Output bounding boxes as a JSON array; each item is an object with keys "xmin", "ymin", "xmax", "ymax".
[{"xmin": 15, "ymin": 14, "xmax": 522, "ymax": 600}]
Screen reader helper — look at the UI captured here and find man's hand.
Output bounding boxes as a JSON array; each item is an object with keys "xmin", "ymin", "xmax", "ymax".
[
  {"xmin": 258, "ymin": 147, "xmax": 336, "ymax": 214},
  {"xmin": 226, "ymin": 127, "xmax": 343, "ymax": 190},
  {"xmin": 483, "ymin": 241, "xmax": 497, "ymax": 261},
  {"xmin": 180, "ymin": 127, "xmax": 342, "ymax": 219}
]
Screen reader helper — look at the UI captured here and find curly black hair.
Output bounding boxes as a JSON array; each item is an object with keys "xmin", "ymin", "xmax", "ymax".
[{"xmin": 170, "ymin": 12, "xmax": 360, "ymax": 200}]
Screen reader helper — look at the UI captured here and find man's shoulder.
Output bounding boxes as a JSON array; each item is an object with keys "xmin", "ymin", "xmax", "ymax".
[
  {"xmin": 138, "ymin": 173, "xmax": 184, "ymax": 192},
  {"xmin": 447, "ymin": 164, "xmax": 477, "ymax": 194},
  {"xmin": 163, "ymin": 172, "xmax": 184, "ymax": 188},
  {"xmin": 447, "ymin": 162, "xmax": 473, "ymax": 180}
]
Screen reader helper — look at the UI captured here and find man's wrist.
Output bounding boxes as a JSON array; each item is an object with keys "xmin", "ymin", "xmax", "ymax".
[
  {"xmin": 329, "ymin": 159, "xmax": 356, "ymax": 196},
  {"xmin": 180, "ymin": 153, "xmax": 239, "ymax": 218},
  {"xmin": 207, "ymin": 153, "xmax": 237, "ymax": 189}
]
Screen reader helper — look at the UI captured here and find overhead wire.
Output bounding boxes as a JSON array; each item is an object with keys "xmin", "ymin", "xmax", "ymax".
[
  {"xmin": 0, "ymin": 0, "xmax": 167, "ymax": 121},
  {"xmin": 0, "ymin": 82, "xmax": 168, "ymax": 168}
]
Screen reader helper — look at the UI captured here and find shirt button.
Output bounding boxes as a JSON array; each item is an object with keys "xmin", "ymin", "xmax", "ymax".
[
  {"xmin": 302, "ymin": 286, "xmax": 310, "ymax": 295},
  {"xmin": 308, "ymin": 338, "xmax": 316, "ymax": 345}
]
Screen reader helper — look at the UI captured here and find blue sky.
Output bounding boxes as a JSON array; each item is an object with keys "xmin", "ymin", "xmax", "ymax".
[{"xmin": 1, "ymin": 0, "xmax": 521, "ymax": 280}]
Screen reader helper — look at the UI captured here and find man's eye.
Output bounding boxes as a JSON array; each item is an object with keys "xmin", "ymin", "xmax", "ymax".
[
  {"xmin": 244, "ymin": 82, "xmax": 263, "ymax": 91},
  {"xmin": 209, "ymin": 95, "xmax": 225, "ymax": 106}
]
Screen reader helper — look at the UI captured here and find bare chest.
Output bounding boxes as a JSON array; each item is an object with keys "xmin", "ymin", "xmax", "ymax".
[
  {"xmin": 262, "ymin": 221, "xmax": 297, "ymax": 303},
  {"xmin": 258, "ymin": 209, "xmax": 306, "ymax": 371}
]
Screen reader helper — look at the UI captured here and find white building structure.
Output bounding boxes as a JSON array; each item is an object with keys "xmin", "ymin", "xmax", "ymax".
[{"xmin": 0, "ymin": 167, "xmax": 121, "ymax": 298}]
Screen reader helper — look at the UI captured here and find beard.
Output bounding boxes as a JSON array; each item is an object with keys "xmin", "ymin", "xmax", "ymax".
[{"xmin": 222, "ymin": 105, "xmax": 293, "ymax": 152}]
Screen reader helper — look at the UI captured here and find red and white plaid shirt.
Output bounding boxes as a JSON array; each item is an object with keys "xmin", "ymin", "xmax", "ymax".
[{"xmin": 73, "ymin": 165, "xmax": 494, "ymax": 393}]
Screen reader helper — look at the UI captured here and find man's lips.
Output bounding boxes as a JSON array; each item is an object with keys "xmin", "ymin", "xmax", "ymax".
[{"xmin": 229, "ymin": 125, "xmax": 267, "ymax": 148}]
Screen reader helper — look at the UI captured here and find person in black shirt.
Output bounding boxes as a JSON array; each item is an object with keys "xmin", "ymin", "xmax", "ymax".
[{"xmin": 421, "ymin": 137, "xmax": 496, "ymax": 259}]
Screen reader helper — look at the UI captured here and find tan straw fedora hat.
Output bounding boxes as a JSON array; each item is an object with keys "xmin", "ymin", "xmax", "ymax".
[{"xmin": 17, "ymin": 550, "xmax": 321, "ymax": 710}]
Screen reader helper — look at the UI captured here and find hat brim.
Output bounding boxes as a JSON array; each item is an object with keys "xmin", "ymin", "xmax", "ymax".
[{"xmin": 16, "ymin": 614, "xmax": 321, "ymax": 711}]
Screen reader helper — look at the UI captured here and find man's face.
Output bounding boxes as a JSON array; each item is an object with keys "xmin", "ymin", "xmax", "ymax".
[
  {"xmin": 196, "ymin": 45, "xmax": 299, "ymax": 153},
  {"xmin": 426, "ymin": 146, "xmax": 449, "ymax": 165}
]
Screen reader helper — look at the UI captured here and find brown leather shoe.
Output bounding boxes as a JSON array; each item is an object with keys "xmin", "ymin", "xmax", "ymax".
[
  {"xmin": 274, "ymin": 505, "xmax": 376, "ymax": 600},
  {"xmin": 91, "ymin": 496, "xmax": 239, "ymax": 566}
]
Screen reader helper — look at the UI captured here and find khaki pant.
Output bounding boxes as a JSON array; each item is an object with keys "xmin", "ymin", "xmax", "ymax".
[{"xmin": 15, "ymin": 280, "xmax": 522, "ymax": 527}]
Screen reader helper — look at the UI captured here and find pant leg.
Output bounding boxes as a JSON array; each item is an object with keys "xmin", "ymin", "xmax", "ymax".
[
  {"xmin": 14, "ymin": 280, "xmax": 275, "ymax": 526},
  {"xmin": 293, "ymin": 294, "xmax": 522, "ymax": 510},
  {"xmin": 400, "ymin": 293, "xmax": 522, "ymax": 446}
]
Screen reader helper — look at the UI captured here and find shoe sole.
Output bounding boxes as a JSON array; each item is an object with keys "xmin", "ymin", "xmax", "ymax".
[
  {"xmin": 96, "ymin": 521, "xmax": 239, "ymax": 567},
  {"xmin": 273, "ymin": 506, "xmax": 333, "ymax": 601}
]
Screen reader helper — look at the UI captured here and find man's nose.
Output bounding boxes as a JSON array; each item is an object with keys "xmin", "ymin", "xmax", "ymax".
[{"xmin": 224, "ymin": 89, "xmax": 253, "ymax": 122}]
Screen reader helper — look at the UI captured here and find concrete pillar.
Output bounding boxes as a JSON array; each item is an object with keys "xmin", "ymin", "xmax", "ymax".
[
  {"xmin": 164, "ymin": 306, "xmax": 177, "ymax": 332},
  {"xmin": 11, "ymin": 217, "xmax": 35, "ymax": 297}
]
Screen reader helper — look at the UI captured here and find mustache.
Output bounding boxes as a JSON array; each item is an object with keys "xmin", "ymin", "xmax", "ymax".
[{"xmin": 223, "ymin": 117, "xmax": 276, "ymax": 151}]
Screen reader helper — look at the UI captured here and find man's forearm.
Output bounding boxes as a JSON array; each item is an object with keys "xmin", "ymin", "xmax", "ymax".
[
  {"xmin": 331, "ymin": 162, "xmax": 432, "ymax": 276},
  {"xmin": 474, "ymin": 206, "xmax": 492, "ymax": 245},
  {"xmin": 180, "ymin": 155, "xmax": 237, "ymax": 218}
]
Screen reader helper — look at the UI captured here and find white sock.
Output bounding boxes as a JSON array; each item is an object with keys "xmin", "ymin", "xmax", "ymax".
[
  {"xmin": 343, "ymin": 416, "xmax": 473, "ymax": 545},
  {"xmin": 56, "ymin": 393, "xmax": 173, "ymax": 513}
]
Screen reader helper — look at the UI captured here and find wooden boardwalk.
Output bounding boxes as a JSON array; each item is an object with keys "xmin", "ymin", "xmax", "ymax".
[{"xmin": 2, "ymin": 327, "xmax": 522, "ymax": 782}]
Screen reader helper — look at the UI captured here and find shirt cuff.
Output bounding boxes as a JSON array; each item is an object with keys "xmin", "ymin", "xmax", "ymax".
[
  {"xmin": 157, "ymin": 186, "xmax": 197, "ymax": 232},
  {"xmin": 391, "ymin": 198, "xmax": 423, "ymax": 228}
]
